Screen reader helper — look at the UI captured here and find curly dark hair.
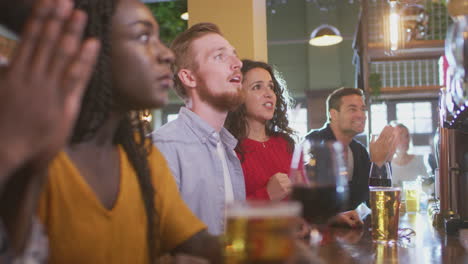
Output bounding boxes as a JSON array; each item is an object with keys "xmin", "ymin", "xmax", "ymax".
[
  {"xmin": 70, "ymin": 0, "xmax": 158, "ymax": 262},
  {"xmin": 225, "ymin": 59, "xmax": 296, "ymax": 159}
]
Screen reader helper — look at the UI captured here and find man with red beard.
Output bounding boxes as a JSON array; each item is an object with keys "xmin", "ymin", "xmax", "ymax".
[{"xmin": 153, "ymin": 23, "xmax": 246, "ymax": 235}]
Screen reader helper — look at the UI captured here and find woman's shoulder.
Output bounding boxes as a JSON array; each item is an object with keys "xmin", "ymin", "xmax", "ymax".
[
  {"xmin": 413, "ymin": 154, "xmax": 425, "ymax": 160},
  {"xmin": 273, "ymin": 133, "xmax": 296, "ymax": 147},
  {"xmin": 148, "ymin": 144, "xmax": 170, "ymax": 164},
  {"xmin": 410, "ymin": 154, "xmax": 426, "ymax": 164},
  {"xmin": 270, "ymin": 133, "xmax": 291, "ymax": 142},
  {"xmin": 47, "ymin": 150, "xmax": 76, "ymax": 176},
  {"xmin": 269, "ymin": 134, "xmax": 295, "ymax": 152}
]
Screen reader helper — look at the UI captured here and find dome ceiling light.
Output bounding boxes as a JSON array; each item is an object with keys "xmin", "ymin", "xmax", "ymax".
[{"xmin": 309, "ymin": 24, "xmax": 343, "ymax": 46}]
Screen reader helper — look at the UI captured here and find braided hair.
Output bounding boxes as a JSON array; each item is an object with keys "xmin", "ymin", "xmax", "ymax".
[{"xmin": 70, "ymin": 0, "xmax": 158, "ymax": 262}]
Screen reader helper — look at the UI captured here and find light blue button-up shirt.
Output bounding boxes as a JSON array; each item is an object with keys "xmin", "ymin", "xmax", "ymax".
[{"xmin": 152, "ymin": 107, "xmax": 246, "ymax": 235}]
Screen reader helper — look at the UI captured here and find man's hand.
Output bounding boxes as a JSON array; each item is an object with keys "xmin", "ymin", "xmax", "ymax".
[
  {"xmin": 328, "ymin": 210, "xmax": 363, "ymax": 228},
  {"xmin": 266, "ymin": 172, "xmax": 292, "ymax": 201},
  {"xmin": 0, "ymin": 0, "xmax": 100, "ymax": 182},
  {"xmin": 294, "ymin": 218, "xmax": 311, "ymax": 240},
  {"xmin": 369, "ymin": 125, "xmax": 397, "ymax": 167}
]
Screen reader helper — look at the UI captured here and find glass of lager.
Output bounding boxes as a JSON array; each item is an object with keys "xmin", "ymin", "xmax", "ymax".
[
  {"xmin": 223, "ymin": 201, "xmax": 302, "ymax": 264},
  {"xmin": 402, "ymin": 180, "xmax": 421, "ymax": 213},
  {"xmin": 374, "ymin": 242, "xmax": 398, "ymax": 262},
  {"xmin": 370, "ymin": 187, "xmax": 401, "ymax": 244}
]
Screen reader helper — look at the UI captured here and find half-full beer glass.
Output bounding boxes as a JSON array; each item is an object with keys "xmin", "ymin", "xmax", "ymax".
[
  {"xmin": 370, "ymin": 187, "xmax": 401, "ymax": 243},
  {"xmin": 223, "ymin": 201, "xmax": 302, "ymax": 264},
  {"xmin": 402, "ymin": 180, "xmax": 421, "ymax": 213}
]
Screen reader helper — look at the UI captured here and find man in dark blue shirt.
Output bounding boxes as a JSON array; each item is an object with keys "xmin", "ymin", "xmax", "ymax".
[{"xmin": 305, "ymin": 87, "xmax": 396, "ymax": 227}]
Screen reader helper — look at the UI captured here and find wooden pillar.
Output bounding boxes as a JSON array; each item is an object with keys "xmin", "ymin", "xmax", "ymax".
[
  {"xmin": 360, "ymin": 0, "xmax": 370, "ymax": 94},
  {"xmin": 188, "ymin": 0, "xmax": 267, "ymax": 62},
  {"xmin": 360, "ymin": 0, "xmax": 372, "ymax": 145}
]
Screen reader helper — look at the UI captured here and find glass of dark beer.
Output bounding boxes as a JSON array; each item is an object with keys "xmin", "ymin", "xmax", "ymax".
[{"xmin": 289, "ymin": 140, "xmax": 349, "ymax": 226}]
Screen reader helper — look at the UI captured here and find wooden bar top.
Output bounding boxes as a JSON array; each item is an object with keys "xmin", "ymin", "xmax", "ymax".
[{"xmin": 302, "ymin": 213, "xmax": 468, "ymax": 263}]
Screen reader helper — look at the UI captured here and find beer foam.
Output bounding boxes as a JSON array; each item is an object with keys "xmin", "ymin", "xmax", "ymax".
[
  {"xmin": 369, "ymin": 186, "xmax": 401, "ymax": 192},
  {"xmin": 226, "ymin": 201, "xmax": 302, "ymax": 218}
]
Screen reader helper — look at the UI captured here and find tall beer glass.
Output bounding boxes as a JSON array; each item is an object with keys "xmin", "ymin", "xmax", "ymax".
[{"xmin": 370, "ymin": 187, "xmax": 401, "ymax": 243}]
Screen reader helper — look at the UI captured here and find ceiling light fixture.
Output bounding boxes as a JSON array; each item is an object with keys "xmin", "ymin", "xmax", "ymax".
[
  {"xmin": 388, "ymin": 0, "xmax": 399, "ymax": 51},
  {"xmin": 180, "ymin": 12, "xmax": 189, "ymax": 20},
  {"xmin": 309, "ymin": 24, "xmax": 343, "ymax": 46}
]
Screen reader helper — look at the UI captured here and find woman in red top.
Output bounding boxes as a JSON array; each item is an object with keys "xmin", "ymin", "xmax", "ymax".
[{"xmin": 225, "ymin": 60, "xmax": 296, "ymax": 201}]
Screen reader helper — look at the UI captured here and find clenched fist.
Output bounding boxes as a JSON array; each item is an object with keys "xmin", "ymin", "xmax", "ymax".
[{"xmin": 266, "ymin": 172, "xmax": 292, "ymax": 201}]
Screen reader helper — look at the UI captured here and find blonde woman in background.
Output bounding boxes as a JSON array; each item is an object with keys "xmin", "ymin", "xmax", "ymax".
[{"xmin": 391, "ymin": 123, "xmax": 429, "ymax": 187}]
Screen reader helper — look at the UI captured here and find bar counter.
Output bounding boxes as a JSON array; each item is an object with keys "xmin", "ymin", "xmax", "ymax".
[{"xmin": 300, "ymin": 212, "xmax": 468, "ymax": 263}]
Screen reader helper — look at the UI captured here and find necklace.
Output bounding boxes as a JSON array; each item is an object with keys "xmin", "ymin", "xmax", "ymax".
[
  {"xmin": 261, "ymin": 137, "xmax": 269, "ymax": 148},
  {"xmin": 249, "ymin": 135, "xmax": 269, "ymax": 148}
]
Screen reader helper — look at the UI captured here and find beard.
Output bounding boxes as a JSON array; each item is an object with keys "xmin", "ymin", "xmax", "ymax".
[
  {"xmin": 198, "ymin": 84, "xmax": 245, "ymax": 112},
  {"xmin": 339, "ymin": 123, "xmax": 364, "ymax": 137}
]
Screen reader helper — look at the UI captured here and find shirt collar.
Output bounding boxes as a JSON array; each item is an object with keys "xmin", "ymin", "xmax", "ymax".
[
  {"xmin": 219, "ymin": 127, "xmax": 238, "ymax": 150},
  {"xmin": 178, "ymin": 107, "xmax": 238, "ymax": 149},
  {"xmin": 324, "ymin": 123, "xmax": 337, "ymax": 141},
  {"xmin": 326, "ymin": 123, "xmax": 359, "ymax": 147}
]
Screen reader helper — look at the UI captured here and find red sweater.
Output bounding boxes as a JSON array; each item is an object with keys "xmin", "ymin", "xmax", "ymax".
[{"xmin": 237, "ymin": 136, "xmax": 292, "ymax": 200}]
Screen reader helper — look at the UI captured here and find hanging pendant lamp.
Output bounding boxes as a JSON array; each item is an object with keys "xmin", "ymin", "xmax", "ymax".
[{"xmin": 309, "ymin": 24, "xmax": 343, "ymax": 46}]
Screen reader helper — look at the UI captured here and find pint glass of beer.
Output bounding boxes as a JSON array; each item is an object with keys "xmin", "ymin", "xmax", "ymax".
[
  {"xmin": 223, "ymin": 201, "xmax": 302, "ymax": 264},
  {"xmin": 370, "ymin": 187, "xmax": 401, "ymax": 243},
  {"xmin": 374, "ymin": 242, "xmax": 398, "ymax": 262},
  {"xmin": 402, "ymin": 180, "xmax": 421, "ymax": 213}
]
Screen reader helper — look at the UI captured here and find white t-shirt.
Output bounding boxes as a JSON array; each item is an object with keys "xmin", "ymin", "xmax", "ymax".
[
  {"xmin": 215, "ymin": 135, "xmax": 234, "ymax": 203},
  {"xmin": 392, "ymin": 155, "xmax": 428, "ymax": 187},
  {"xmin": 346, "ymin": 146, "xmax": 354, "ymax": 181}
]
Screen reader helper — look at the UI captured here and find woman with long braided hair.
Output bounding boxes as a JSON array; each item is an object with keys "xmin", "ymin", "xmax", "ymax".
[{"xmin": 37, "ymin": 0, "xmax": 221, "ymax": 263}]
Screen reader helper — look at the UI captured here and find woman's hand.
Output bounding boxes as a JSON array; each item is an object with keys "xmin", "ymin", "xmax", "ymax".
[
  {"xmin": 0, "ymin": 0, "xmax": 100, "ymax": 184},
  {"xmin": 266, "ymin": 172, "xmax": 292, "ymax": 201}
]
